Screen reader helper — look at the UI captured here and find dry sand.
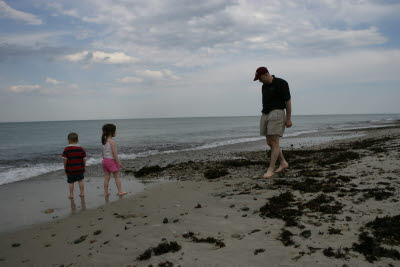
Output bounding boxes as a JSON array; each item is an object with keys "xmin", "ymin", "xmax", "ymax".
[{"xmin": 0, "ymin": 126, "xmax": 399, "ymax": 267}]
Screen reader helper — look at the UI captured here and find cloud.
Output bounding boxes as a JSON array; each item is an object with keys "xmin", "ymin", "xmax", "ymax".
[
  {"xmin": 136, "ymin": 69, "xmax": 180, "ymax": 81},
  {"xmin": 118, "ymin": 76, "xmax": 143, "ymax": 83},
  {"xmin": 45, "ymin": 77, "xmax": 62, "ymax": 85},
  {"xmin": 10, "ymin": 84, "xmax": 40, "ymax": 93},
  {"xmin": 10, "ymin": 78, "xmax": 89, "ymax": 96},
  {"xmin": 43, "ymin": 0, "xmax": 398, "ymax": 69},
  {"xmin": 0, "ymin": 0, "xmax": 42, "ymax": 25},
  {"xmin": 63, "ymin": 51, "xmax": 137, "ymax": 65}
]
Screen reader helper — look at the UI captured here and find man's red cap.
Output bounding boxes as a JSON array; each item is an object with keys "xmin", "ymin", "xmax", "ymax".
[{"xmin": 253, "ymin": 66, "xmax": 269, "ymax": 81}]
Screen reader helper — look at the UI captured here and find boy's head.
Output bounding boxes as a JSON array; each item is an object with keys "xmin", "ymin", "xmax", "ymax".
[{"xmin": 68, "ymin": 132, "xmax": 79, "ymax": 144}]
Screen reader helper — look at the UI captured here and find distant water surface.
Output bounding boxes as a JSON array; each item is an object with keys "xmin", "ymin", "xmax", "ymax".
[{"xmin": 0, "ymin": 114, "xmax": 398, "ymax": 185}]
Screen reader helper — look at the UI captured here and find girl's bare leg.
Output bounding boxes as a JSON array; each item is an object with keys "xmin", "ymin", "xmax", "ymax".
[
  {"xmin": 113, "ymin": 171, "xmax": 127, "ymax": 196},
  {"xmin": 104, "ymin": 172, "xmax": 111, "ymax": 196}
]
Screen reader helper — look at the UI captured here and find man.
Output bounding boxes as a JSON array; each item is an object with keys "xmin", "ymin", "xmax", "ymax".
[{"xmin": 253, "ymin": 66, "xmax": 292, "ymax": 178}]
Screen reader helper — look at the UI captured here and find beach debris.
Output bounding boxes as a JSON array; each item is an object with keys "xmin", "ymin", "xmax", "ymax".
[
  {"xmin": 231, "ymin": 233, "xmax": 242, "ymax": 239},
  {"xmin": 132, "ymin": 165, "xmax": 163, "ymax": 177},
  {"xmin": 254, "ymin": 248, "xmax": 265, "ymax": 255},
  {"xmin": 204, "ymin": 168, "xmax": 229, "ymax": 179},
  {"xmin": 328, "ymin": 228, "xmax": 342, "ymax": 235},
  {"xmin": 44, "ymin": 209, "xmax": 54, "ymax": 214},
  {"xmin": 11, "ymin": 243, "xmax": 21, "ymax": 247},
  {"xmin": 219, "ymin": 159, "xmax": 265, "ymax": 167},
  {"xmin": 182, "ymin": 231, "xmax": 225, "ymax": 248},
  {"xmin": 158, "ymin": 261, "xmax": 173, "ymax": 267},
  {"xmin": 323, "ymin": 247, "xmax": 348, "ymax": 259},
  {"xmin": 277, "ymin": 229, "xmax": 295, "ymax": 246},
  {"xmin": 137, "ymin": 241, "xmax": 181, "ymax": 261},
  {"xmin": 93, "ymin": 230, "xmax": 102, "ymax": 235},
  {"xmin": 163, "ymin": 218, "xmax": 168, "ymax": 224},
  {"xmin": 137, "ymin": 248, "xmax": 152, "ymax": 261},
  {"xmin": 241, "ymin": 207, "xmax": 250, "ymax": 211},
  {"xmin": 173, "ymin": 219, "xmax": 179, "ymax": 223},
  {"xmin": 249, "ymin": 229, "xmax": 261, "ymax": 235},
  {"xmin": 318, "ymin": 151, "xmax": 360, "ymax": 166},
  {"xmin": 194, "ymin": 203, "xmax": 202, "ymax": 208},
  {"xmin": 353, "ymin": 232, "xmax": 400, "ymax": 262},
  {"xmin": 302, "ymin": 194, "xmax": 343, "ymax": 214},
  {"xmin": 352, "ymin": 214, "xmax": 400, "ymax": 262},
  {"xmin": 362, "ymin": 188, "xmax": 395, "ymax": 201},
  {"xmin": 300, "ymin": 230, "xmax": 311, "ymax": 239},
  {"xmin": 365, "ymin": 215, "xmax": 400, "ymax": 245},
  {"xmin": 259, "ymin": 191, "xmax": 302, "ymax": 227},
  {"xmin": 73, "ymin": 235, "xmax": 87, "ymax": 244}
]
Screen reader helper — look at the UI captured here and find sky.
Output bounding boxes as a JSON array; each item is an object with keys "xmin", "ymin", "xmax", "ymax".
[{"xmin": 0, "ymin": 0, "xmax": 399, "ymax": 122}]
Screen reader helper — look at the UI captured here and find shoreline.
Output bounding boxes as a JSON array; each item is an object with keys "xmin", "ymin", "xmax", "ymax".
[
  {"xmin": 0, "ymin": 125, "xmax": 399, "ymax": 266},
  {"xmin": 0, "ymin": 127, "xmax": 368, "ymax": 234}
]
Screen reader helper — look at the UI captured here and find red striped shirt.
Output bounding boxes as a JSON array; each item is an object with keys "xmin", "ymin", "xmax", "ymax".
[{"xmin": 62, "ymin": 145, "xmax": 86, "ymax": 175}]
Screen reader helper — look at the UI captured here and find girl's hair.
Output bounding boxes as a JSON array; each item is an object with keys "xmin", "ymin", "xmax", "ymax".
[{"xmin": 102, "ymin": 124, "xmax": 116, "ymax": 145}]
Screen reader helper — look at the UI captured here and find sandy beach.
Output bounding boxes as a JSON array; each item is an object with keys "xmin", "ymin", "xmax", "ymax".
[{"xmin": 0, "ymin": 125, "xmax": 399, "ymax": 267}]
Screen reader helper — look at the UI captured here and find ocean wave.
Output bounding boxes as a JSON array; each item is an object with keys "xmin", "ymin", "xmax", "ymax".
[{"xmin": 0, "ymin": 163, "xmax": 64, "ymax": 186}]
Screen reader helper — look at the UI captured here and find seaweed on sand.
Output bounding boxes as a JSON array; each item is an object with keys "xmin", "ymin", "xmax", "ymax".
[
  {"xmin": 278, "ymin": 229, "xmax": 295, "ymax": 246},
  {"xmin": 302, "ymin": 194, "xmax": 344, "ymax": 214},
  {"xmin": 353, "ymin": 215, "xmax": 400, "ymax": 262},
  {"xmin": 365, "ymin": 215, "xmax": 400, "ymax": 245},
  {"xmin": 259, "ymin": 191, "xmax": 302, "ymax": 227},
  {"xmin": 182, "ymin": 232, "xmax": 225, "ymax": 248},
  {"xmin": 136, "ymin": 241, "xmax": 181, "ymax": 261},
  {"xmin": 204, "ymin": 168, "xmax": 229, "ymax": 179},
  {"xmin": 129, "ymin": 165, "xmax": 164, "ymax": 177},
  {"xmin": 353, "ymin": 232, "xmax": 400, "ymax": 262}
]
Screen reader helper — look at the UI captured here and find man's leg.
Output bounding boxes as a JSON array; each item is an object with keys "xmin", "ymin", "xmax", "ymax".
[
  {"xmin": 264, "ymin": 135, "xmax": 280, "ymax": 178},
  {"xmin": 275, "ymin": 148, "xmax": 289, "ymax": 173}
]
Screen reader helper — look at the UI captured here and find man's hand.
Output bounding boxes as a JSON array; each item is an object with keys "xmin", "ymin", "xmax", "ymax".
[{"xmin": 286, "ymin": 119, "xmax": 292, "ymax": 128}]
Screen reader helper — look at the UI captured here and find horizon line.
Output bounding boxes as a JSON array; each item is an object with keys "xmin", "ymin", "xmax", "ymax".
[{"xmin": 1, "ymin": 112, "xmax": 399, "ymax": 124}]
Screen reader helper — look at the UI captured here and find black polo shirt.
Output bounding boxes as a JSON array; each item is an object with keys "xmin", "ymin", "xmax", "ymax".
[{"xmin": 261, "ymin": 75, "xmax": 291, "ymax": 114}]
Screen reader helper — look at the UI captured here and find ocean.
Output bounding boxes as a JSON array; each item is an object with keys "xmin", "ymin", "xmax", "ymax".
[{"xmin": 0, "ymin": 114, "xmax": 399, "ymax": 186}]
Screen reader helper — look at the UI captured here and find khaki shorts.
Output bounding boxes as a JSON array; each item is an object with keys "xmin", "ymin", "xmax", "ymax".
[{"xmin": 260, "ymin": 109, "xmax": 286, "ymax": 137}]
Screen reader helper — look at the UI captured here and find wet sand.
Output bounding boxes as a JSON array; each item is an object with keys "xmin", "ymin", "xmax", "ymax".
[{"xmin": 0, "ymin": 125, "xmax": 399, "ymax": 266}]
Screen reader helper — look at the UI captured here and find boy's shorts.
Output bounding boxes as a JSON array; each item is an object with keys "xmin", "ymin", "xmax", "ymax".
[
  {"xmin": 102, "ymin": 158, "xmax": 119, "ymax": 173},
  {"xmin": 67, "ymin": 173, "xmax": 84, "ymax": 184},
  {"xmin": 260, "ymin": 109, "xmax": 286, "ymax": 137}
]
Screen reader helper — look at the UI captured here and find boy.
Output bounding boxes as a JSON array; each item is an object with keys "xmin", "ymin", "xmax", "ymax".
[{"xmin": 62, "ymin": 132, "xmax": 86, "ymax": 199}]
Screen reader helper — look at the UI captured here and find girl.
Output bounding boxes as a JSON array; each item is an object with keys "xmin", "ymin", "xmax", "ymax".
[{"xmin": 101, "ymin": 124, "xmax": 127, "ymax": 197}]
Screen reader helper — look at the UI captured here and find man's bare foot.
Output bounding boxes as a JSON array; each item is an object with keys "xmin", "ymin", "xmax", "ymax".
[
  {"xmin": 263, "ymin": 169, "xmax": 275, "ymax": 179},
  {"xmin": 118, "ymin": 192, "xmax": 128, "ymax": 196},
  {"xmin": 68, "ymin": 195, "xmax": 74, "ymax": 199},
  {"xmin": 275, "ymin": 162, "xmax": 289, "ymax": 173}
]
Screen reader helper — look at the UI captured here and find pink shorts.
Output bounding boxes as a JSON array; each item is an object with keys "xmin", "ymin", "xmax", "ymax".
[{"xmin": 102, "ymin": 158, "xmax": 119, "ymax": 173}]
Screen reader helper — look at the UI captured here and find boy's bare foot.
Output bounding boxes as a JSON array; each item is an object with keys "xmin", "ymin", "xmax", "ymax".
[
  {"xmin": 275, "ymin": 162, "xmax": 289, "ymax": 173},
  {"xmin": 118, "ymin": 192, "xmax": 128, "ymax": 196},
  {"xmin": 68, "ymin": 195, "xmax": 74, "ymax": 199},
  {"xmin": 263, "ymin": 169, "xmax": 275, "ymax": 179},
  {"xmin": 104, "ymin": 192, "xmax": 110, "ymax": 197},
  {"xmin": 79, "ymin": 194, "xmax": 85, "ymax": 198}
]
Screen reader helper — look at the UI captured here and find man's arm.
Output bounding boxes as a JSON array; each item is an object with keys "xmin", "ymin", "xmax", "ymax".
[{"xmin": 285, "ymin": 100, "xmax": 292, "ymax": 128}]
